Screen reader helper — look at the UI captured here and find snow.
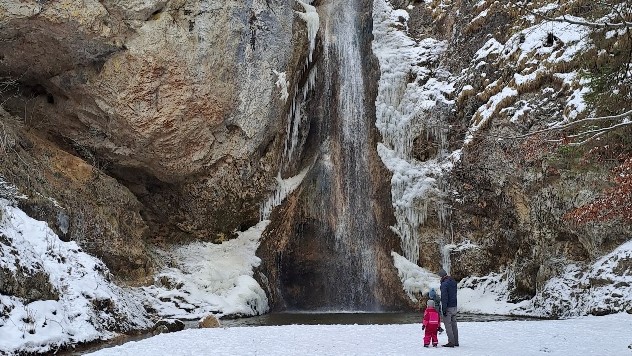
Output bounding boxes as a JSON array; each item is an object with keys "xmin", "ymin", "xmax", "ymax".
[
  {"xmin": 464, "ymin": 86, "xmax": 518, "ymax": 145},
  {"xmin": 137, "ymin": 221, "xmax": 270, "ymax": 319},
  {"xmin": 458, "ymin": 272, "xmax": 530, "ymax": 315},
  {"xmin": 470, "ymin": 8, "xmax": 488, "ymax": 24},
  {"xmin": 0, "ymin": 199, "xmax": 151, "ymax": 354},
  {"xmin": 87, "ymin": 313, "xmax": 632, "ymax": 356},
  {"xmin": 506, "ymin": 20, "xmax": 589, "ymax": 64},
  {"xmin": 473, "ymin": 38, "xmax": 503, "ymax": 61},
  {"xmin": 272, "ymin": 70, "xmax": 289, "ymax": 102}
]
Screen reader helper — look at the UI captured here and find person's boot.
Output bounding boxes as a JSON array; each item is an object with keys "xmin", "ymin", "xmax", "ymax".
[{"xmin": 442, "ymin": 343, "xmax": 455, "ymax": 347}]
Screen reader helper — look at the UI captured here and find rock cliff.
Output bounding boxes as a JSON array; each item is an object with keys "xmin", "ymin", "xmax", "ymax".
[
  {"xmin": 376, "ymin": 0, "xmax": 632, "ymax": 316},
  {"xmin": 1, "ymin": 0, "xmax": 310, "ymax": 281}
]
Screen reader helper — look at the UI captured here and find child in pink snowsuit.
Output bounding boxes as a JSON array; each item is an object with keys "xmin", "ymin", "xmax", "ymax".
[{"xmin": 422, "ymin": 299, "xmax": 440, "ymax": 347}]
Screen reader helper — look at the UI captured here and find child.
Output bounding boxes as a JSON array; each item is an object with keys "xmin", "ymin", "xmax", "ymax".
[{"xmin": 422, "ymin": 299, "xmax": 440, "ymax": 347}]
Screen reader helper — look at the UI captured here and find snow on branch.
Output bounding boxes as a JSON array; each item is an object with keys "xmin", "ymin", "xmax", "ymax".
[
  {"xmin": 514, "ymin": 1, "xmax": 631, "ymax": 29},
  {"xmin": 499, "ymin": 109, "xmax": 632, "ymax": 146}
]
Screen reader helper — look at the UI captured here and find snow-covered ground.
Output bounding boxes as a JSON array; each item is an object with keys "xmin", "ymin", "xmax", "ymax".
[{"xmin": 87, "ymin": 313, "xmax": 632, "ymax": 356}]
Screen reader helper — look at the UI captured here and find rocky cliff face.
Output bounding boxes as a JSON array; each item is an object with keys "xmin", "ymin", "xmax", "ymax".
[
  {"xmin": 1, "ymin": 0, "xmax": 310, "ymax": 281},
  {"xmin": 378, "ymin": 0, "xmax": 632, "ymax": 316}
]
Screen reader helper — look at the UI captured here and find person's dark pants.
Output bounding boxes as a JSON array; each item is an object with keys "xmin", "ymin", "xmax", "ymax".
[{"xmin": 444, "ymin": 307, "xmax": 459, "ymax": 345}]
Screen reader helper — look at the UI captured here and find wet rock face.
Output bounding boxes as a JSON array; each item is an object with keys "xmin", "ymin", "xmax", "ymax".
[
  {"xmin": 0, "ymin": 1, "xmax": 310, "ymax": 276},
  {"xmin": 256, "ymin": 0, "xmax": 412, "ymax": 312}
]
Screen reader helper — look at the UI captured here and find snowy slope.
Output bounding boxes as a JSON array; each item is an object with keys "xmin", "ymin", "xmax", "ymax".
[{"xmin": 0, "ymin": 199, "xmax": 151, "ymax": 354}]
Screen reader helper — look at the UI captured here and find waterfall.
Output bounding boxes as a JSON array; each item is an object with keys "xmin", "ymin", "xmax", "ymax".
[
  {"xmin": 285, "ymin": 0, "xmax": 386, "ymax": 310},
  {"xmin": 260, "ymin": 0, "xmax": 391, "ymax": 311},
  {"xmin": 312, "ymin": 0, "xmax": 380, "ymax": 310}
]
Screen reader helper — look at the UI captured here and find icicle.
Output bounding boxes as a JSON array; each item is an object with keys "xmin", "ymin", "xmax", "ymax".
[
  {"xmin": 280, "ymin": 65, "xmax": 317, "ymax": 164},
  {"xmin": 441, "ymin": 244, "xmax": 453, "ymax": 275},
  {"xmin": 260, "ymin": 166, "xmax": 311, "ymax": 220},
  {"xmin": 372, "ymin": 0, "xmax": 458, "ymax": 265},
  {"xmin": 295, "ymin": 0, "xmax": 320, "ymax": 64},
  {"xmin": 262, "ymin": 59, "xmax": 317, "ymax": 218}
]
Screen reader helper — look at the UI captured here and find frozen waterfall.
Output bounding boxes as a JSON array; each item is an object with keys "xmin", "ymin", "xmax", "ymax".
[{"xmin": 372, "ymin": 0, "xmax": 458, "ymax": 265}]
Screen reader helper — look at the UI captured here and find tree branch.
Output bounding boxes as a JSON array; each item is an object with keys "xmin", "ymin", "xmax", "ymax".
[
  {"xmin": 515, "ymin": 2, "xmax": 631, "ymax": 29},
  {"xmin": 498, "ymin": 109, "xmax": 632, "ymax": 140}
]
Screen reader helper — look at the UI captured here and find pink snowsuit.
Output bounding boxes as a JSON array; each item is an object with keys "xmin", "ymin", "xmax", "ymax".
[{"xmin": 422, "ymin": 306, "xmax": 440, "ymax": 346}]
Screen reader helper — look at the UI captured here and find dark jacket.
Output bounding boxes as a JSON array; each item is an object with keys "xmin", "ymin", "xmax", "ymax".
[
  {"xmin": 440, "ymin": 276, "xmax": 457, "ymax": 313},
  {"xmin": 429, "ymin": 288, "xmax": 442, "ymax": 315}
]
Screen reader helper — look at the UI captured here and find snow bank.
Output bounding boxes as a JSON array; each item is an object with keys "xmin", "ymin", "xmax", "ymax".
[
  {"xmin": 521, "ymin": 240, "xmax": 632, "ymax": 318},
  {"xmin": 0, "ymin": 191, "xmax": 274, "ymax": 353},
  {"xmin": 138, "ymin": 221, "xmax": 270, "ymax": 319},
  {"xmin": 0, "ymin": 200, "xmax": 151, "ymax": 354},
  {"xmin": 458, "ymin": 240, "xmax": 632, "ymax": 317},
  {"xmin": 458, "ymin": 272, "xmax": 530, "ymax": 315}
]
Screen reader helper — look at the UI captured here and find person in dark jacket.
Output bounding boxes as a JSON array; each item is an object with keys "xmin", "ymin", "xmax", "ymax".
[
  {"xmin": 428, "ymin": 288, "xmax": 444, "ymax": 334},
  {"xmin": 428, "ymin": 288, "xmax": 442, "ymax": 316},
  {"xmin": 438, "ymin": 268, "xmax": 459, "ymax": 347}
]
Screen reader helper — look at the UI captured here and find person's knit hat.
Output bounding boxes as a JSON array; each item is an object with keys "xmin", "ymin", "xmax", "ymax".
[
  {"xmin": 427, "ymin": 299, "xmax": 435, "ymax": 308},
  {"xmin": 437, "ymin": 268, "xmax": 447, "ymax": 277}
]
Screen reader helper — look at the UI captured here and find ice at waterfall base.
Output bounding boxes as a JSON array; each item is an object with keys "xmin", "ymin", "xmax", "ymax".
[{"xmin": 88, "ymin": 313, "xmax": 632, "ymax": 356}]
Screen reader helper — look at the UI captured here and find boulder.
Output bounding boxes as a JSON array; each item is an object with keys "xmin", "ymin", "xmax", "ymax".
[
  {"xmin": 153, "ymin": 319, "xmax": 185, "ymax": 333},
  {"xmin": 198, "ymin": 314, "xmax": 221, "ymax": 328}
]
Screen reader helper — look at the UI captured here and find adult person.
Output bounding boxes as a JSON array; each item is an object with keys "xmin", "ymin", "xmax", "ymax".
[
  {"xmin": 438, "ymin": 268, "xmax": 459, "ymax": 347},
  {"xmin": 428, "ymin": 288, "xmax": 444, "ymax": 334},
  {"xmin": 428, "ymin": 288, "xmax": 441, "ymax": 316}
]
